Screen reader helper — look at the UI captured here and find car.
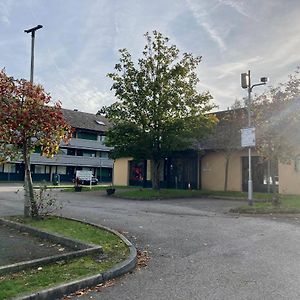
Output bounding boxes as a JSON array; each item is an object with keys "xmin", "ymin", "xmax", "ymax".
[{"xmin": 75, "ymin": 176, "xmax": 98, "ymax": 185}]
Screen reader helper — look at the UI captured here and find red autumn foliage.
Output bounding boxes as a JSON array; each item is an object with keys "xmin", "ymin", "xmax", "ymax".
[
  {"xmin": 0, "ymin": 69, "xmax": 72, "ymax": 162},
  {"xmin": 0, "ymin": 69, "xmax": 72, "ymax": 217}
]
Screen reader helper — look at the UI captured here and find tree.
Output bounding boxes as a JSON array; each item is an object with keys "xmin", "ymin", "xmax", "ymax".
[
  {"xmin": 100, "ymin": 31, "xmax": 217, "ymax": 190},
  {"xmin": 0, "ymin": 70, "xmax": 72, "ymax": 217},
  {"xmin": 252, "ymin": 70, "xmax": 300, "ymax": 204}
]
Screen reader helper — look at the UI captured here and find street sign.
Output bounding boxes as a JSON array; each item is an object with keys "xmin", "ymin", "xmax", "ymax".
[
  {"xmin": 241, "ymin": 127, "xmax": 256, "ymax": 147},
  {"xmin": 76, "ymin": 170, "xmax": 92, "ymax": 181}
]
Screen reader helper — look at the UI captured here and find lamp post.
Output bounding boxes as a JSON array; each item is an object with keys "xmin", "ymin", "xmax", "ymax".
[
  {"xmin": 24, "ymin": 25, "xmax": 43, "ymax": 83},
  {"xmin": 241, "ymin": 70, "xmax": 268, "ymax": 206},
  {"xmin": 23, "ymin": 25, "xmax": 43, "ymax": 216}
]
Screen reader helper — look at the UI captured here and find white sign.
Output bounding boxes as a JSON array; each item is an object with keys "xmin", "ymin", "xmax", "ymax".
[
  {"xmin": 76, "ymin": 170, "xmax": 92, "ymax": 181},
  {"xmin": 241, "ymin": 127, "xmax": 256, "ymax": 147}
]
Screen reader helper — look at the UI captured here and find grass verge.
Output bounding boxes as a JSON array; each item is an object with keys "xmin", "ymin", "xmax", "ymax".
[
  {"xmin": 0, "ymin": 217, "xmax": 129, "ymax": 300},
  {"xmin": 113, "ymin": 188, "xmax": 273, "ymax": 201},
  {"xmin": 114, "ymin": 188, "xmax": 300, "ymax": 213},
  {"xmin": 62, "ymin": 185, "xmax": 132, "ymax": 192},
  {"xmin": 230, "ymin": 194, "xmax": 300, "ymax": 214}
]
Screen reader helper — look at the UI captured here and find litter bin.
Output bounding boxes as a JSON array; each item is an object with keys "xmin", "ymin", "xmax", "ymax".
[{"xmin": 52, "ymin": 174, "xmax": 60, "ymax": 186}]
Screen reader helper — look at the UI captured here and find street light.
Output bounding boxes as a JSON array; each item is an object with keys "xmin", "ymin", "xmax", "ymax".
[
  {"xmin": 24, "ymin": 25, "xmax": 43, "ymax": 83},
  {"xmin": 241, "ymin": 70, "xmax": 269, "ymax": 206},
  {"xmin": 23, "ymin": 25, "xmax": 43, "ymax": 216}
]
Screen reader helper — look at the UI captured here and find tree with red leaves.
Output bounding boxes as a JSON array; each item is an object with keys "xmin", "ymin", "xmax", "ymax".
[{"xmin": 0, "ymin": 70, "xmax": 72, "ymax": 217}]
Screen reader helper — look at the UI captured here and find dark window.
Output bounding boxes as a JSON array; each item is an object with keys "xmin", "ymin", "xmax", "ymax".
[
  {"xmin": 34, "ymin": 146, "xmax": 41, "ymax": 154},
  {"xmin": 59, "ymin": 148, "xmax": 68, "ymax": 155},
  {"xmin": 77, "ymin": 131, "xmax": 97, "ymax": 140},
  {"xmin": 67, "ymin": 148, "xmax": 75, "ymax": 156}
]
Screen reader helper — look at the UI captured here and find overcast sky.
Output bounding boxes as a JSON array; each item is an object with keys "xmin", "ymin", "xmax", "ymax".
[{"xmin": 1, "ymin": 0, "xmax": 300, "ymax": 113}]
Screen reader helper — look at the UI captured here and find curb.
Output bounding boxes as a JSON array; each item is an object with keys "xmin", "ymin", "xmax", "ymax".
[{"xmin": 9, "ymin": 217, "xmax": 137, "ymax": 300}]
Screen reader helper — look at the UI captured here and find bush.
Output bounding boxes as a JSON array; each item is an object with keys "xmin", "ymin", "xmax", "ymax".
[{"xmin": 33, "ymin": 182, "xmax": 63, "ymax": 218}]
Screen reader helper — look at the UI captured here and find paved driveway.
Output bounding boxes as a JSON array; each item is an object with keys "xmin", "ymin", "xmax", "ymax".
[{"xmin": 0, "ymin": 185, "xmax": 299, "ymax": 300}]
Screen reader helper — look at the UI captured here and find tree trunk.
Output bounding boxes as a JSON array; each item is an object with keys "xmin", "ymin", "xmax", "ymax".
[
  {"xmin": 270, "ymin": 158, "xmax": 280, "ymax": 206},
  {"xmin": 267, "ymin": 159, "xmax": 271, "ymax": 194},
  {"xmin": 224, "ymin": 155, "xmax": 230, "ymax": 192},
  {"xmin": 23, "ymin": 143, "xmax": 37, "ymax": 217},
  {"xmin": 151, "ymin": 159, "xmax": 161, "ymax": 190}
]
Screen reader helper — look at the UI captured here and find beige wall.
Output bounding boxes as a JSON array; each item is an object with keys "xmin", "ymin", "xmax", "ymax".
[
  {"xmin": 113, "ymin": 150, "xmax": 300, "ymax": 195},
  {"xmin": 113, "ymin": 158, "xmax": 131, "ymax": 186},
  {"xmin": 201, "ymin": 150, "xmax": 252, "ymax": 192},
  {"xmin": 278, "ymin": 162, "xmax": 300, "ymax": 195}
]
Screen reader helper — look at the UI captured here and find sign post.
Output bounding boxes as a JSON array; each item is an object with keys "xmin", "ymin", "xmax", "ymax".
[
  {"xmin": 241, "ymin": 127, "xmax": 256, "ymax": 148},
  {"xmin": 241, "ymin": 127, "xmax": 256, "ymax": 205}
]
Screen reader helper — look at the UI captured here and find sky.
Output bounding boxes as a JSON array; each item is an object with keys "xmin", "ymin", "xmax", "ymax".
[{"xmin": 1, "ymin": 0, "xmax": 300, "ymax": 114}]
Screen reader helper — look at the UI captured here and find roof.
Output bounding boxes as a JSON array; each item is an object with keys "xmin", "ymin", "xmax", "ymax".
[
  {"xmin": 199, "ymin": 108, "xmax": 247, "ymax": 150},
  {"xmin": 62, "ymin": 108, "xmax": 111, "ymax": 132}
]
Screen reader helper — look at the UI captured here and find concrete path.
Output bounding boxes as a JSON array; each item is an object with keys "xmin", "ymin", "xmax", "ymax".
[{"xmin": 0, "ymin": 184, "xmax": 299, "ymax": 300}]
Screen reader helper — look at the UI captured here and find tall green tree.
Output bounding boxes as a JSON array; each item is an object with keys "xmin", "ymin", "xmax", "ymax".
[
  {"xmin": 100, "ymin": 31, "xmax": 217, "ymax": 189},
  {"xmin": 253, "ymin": 70, "xmax": 300, "ymax": 203},
  {"xmin": 0, "ymin": 70, "xmax": 72, "ymax": 217}
]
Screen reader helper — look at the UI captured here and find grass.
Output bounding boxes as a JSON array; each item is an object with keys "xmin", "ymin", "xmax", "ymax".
[
  {"xmin": 113, "ymin": 188, "xmax": 273, "ymax": 201},
  {"xmin": 230, "ymin": 194, "xmax": 300, "ymax": 214},
  {"xmin": 17, "ymin": 216, "xmax": 129, "ymax": 254},
  {"xmin": 0, "ymin": 256, "xmax": 119, "ymax": 300},
  {"xmin": 114, "ymin": 188, "xmax": 300, "ymax": 213},
  {"xmin": 62, "ymin": 185, "xmax": 132, "ymax": 192},
  {"xmin": 0, "ymin": 217, "xmax": 129, "ymax": 299}
]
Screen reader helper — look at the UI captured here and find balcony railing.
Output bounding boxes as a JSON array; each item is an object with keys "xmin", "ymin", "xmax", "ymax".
[
  {"xmin": 60, "ymin": 138, "xmax": 112, "ymax": 151},
  {"xmin": 30, "ymin": 153, "xmax": 113, "ymax": 168}
]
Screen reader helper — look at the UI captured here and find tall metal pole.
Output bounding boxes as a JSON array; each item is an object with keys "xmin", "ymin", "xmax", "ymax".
[
  {"xmin": 24, "ymin": 25, "xmax": 43, "ymax": 83},
  {"xmin": 29, "ymin": 31, "xmax": 35, "ymax": 83},
  {"xmin": 241, "ymin": 71, "xmax": 268, "ymax": 206},
  {"xmin": 23, "ymin": 25, "xmax": 43, "ymax": 216},
  {"xmin": 247, "ymin": 70, "xmax": 253, "ymax": 206}
]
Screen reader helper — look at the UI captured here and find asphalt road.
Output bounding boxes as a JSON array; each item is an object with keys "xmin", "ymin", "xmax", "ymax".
[{"xmin": 0, "ymin": 184, "xmax": 300, "ymax": 300}]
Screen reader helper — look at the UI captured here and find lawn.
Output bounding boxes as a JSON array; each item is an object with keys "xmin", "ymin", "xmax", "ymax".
[
  {"xmin": 62, "ymin": 185, "xmax": 132, "ymax": 192},
  {"xmin": 113, "ymin": 188, "xmax": 273, "ymax": 201},
  {"xmin": 0, "ymin": 217, "xmax": 129, "ymax": 300},
  {"xmin": 230, "ymin": 194, "xmax": 300, "ymax": 213},
  {"xmin": 113, "ymin": 188, "xmax": 300, "ymax": 213}
]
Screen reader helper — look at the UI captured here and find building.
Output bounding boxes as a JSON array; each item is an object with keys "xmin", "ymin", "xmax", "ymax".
[
  {"xmin": 0, "ymin": 108, "xmax": 113, "ymax": 183},
  {"xmin": 113, "ymin": 108, "xmax": 300, "ymax": 195}
]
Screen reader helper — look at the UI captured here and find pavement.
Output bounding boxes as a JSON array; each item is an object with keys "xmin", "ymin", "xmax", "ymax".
[
  {"xmin": 0, "ymin": 224, "xmax": 71, "ymax": 266},
  {"xmin": 0, "ymin": 183, "xmax": 300, "ymax": 300}
]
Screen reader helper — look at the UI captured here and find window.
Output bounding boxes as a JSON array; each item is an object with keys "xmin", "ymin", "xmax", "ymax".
[
  {"xmin": 59, "ymin": 148, "xmax": 68, "ymax": 155},
  {"xmin": 35, "ymin": 165, "xmax": 45, "ymax": 174},
  {"xmin": 295, "ymin": 156, "xmax": 300, "ymax": 172},
  {"xmin": 57, "ymin": 166, "xmax": 66, "ymax": 175},
  {"xmin": 34, "ymin": 146, "xmax": 41, "ymax": 154},
  {"xmin": 3, "ymin": 163, "xmax": 16, "ymax": 173},
  {"xmin": 100, "ymin": 152, "xmax": 108, "ymax": 158},
  {"xmin": 83, "ymin": 150, "xmax": 96, "ymax": 157},
  {"xmin": 77, "ymin": 131, "xmax": 97, "ymax": 141},
  {"xmin": 67, "ymin": 148, "xmax": 75, "ymax": 156},
  {"xmin": 78, "ymin": 150, "xmax": 96, "ymax": 157},
  {"xmin": 129, "ymin": 160, "xmax": 144, "ymax": 182}
]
